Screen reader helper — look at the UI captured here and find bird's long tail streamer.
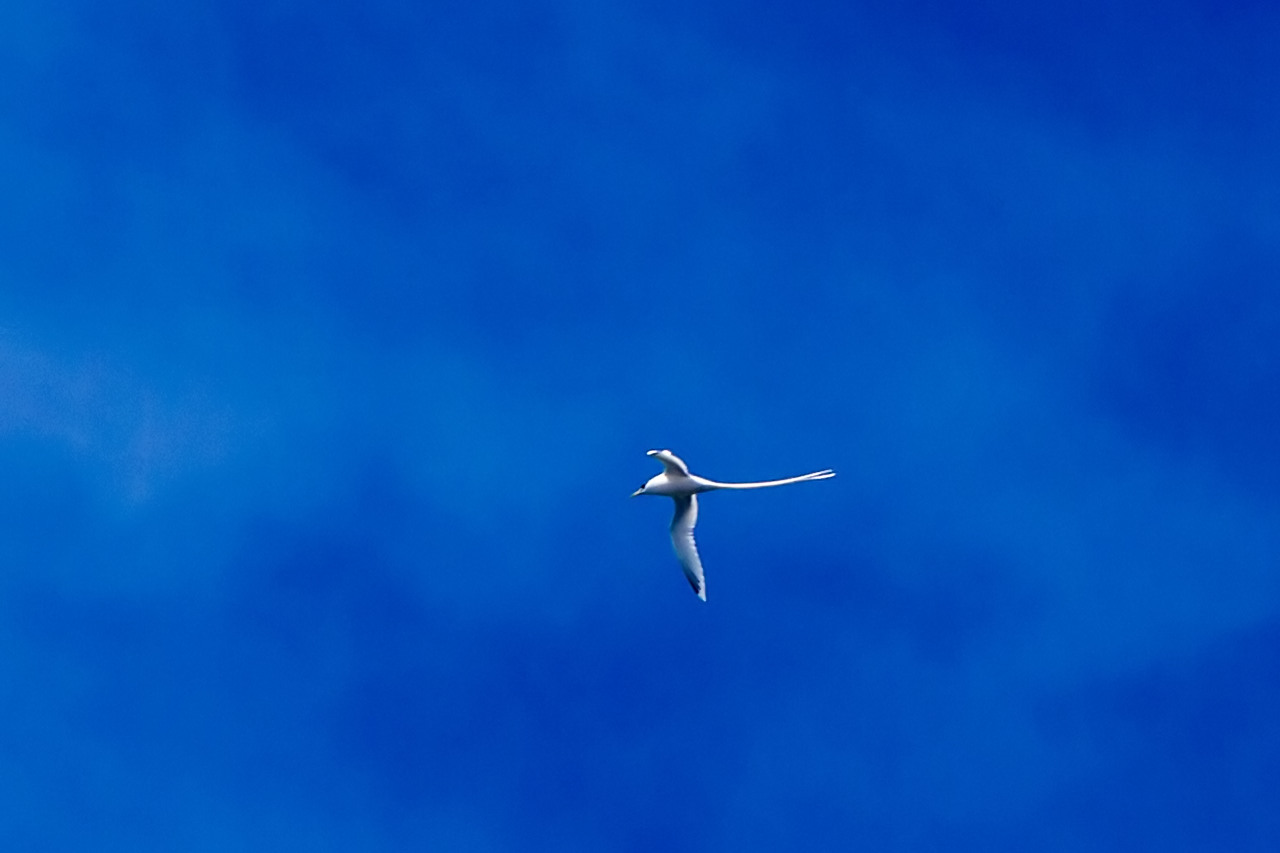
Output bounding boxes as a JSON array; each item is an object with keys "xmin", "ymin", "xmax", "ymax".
[{"xmin": 702, "ymin": 470, "xmax": 835, "ymax": 490}]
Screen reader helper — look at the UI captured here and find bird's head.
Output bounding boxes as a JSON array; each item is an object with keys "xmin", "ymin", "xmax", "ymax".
[{"xmin": 631, "ymin": 474, "xmax": 662, "ymax": 497}]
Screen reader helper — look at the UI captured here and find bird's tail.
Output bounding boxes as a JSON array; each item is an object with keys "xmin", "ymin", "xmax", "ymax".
[{"xmin": 699, "ymin": 470, "xmax": 835, "ymax": 490}]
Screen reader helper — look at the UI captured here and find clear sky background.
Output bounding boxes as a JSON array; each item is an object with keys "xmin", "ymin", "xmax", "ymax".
[{"xmin": 3, "ymin": 1, "xmax": 1279, "ymax": 849}]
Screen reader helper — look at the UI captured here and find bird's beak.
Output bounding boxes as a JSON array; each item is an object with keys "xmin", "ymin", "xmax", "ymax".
[{"xmin": 630, "ymin": 488, "xmax": 643, "ymax": 497}]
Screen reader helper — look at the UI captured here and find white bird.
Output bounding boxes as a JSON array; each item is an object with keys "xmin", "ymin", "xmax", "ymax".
[{"xmin": 631, "ymin": 449, "xmax": 835, "ymax": 600}]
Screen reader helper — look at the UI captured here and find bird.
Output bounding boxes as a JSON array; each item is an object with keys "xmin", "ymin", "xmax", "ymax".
[{"xmin": 631, "ymin": 449, "xmax": 835, "ymax": 600}]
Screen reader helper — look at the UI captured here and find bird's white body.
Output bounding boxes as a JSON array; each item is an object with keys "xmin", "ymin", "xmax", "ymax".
[
  {"xmin": 632, "ymin": 472, "xmax": 714, "ymax": 497},
  {"xmin": 632, "ymin": 449, "xmax": 834, "ymax": 601}
]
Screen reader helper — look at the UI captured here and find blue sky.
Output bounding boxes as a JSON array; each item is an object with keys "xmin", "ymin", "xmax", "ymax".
[{"xmin": 2, "ymin": 1, "xmax": 1279, "ymax": 849}]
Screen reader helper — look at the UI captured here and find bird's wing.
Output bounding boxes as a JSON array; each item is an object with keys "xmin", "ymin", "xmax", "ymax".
[
  {"xmin": 670, "ymin": 495, "xmax": 706, "ymax": 601},
  {"xmin": 646, "ymin": 449, "xmax": 690, "ymax": 476}
]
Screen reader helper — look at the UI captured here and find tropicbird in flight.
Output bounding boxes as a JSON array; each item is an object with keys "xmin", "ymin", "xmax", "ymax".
[{"xmin": 632, "ymin": 449, "xmax": 835, "ymax": 600}]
